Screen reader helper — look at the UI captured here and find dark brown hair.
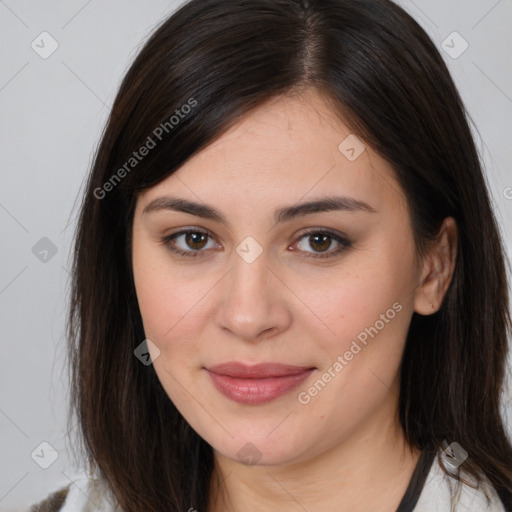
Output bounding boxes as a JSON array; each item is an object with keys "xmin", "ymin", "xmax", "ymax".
[{"xmin": 67, "ymin": 0, "xmax": 512, "ymax": 510}]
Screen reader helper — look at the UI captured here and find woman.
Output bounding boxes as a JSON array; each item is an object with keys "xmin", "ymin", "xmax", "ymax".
[{"xmin": 30, "ymin": 0, "xmax": 512, "ymax": 510}]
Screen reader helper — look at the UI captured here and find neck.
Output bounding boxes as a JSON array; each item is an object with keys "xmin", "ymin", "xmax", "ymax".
[{"xmin": 208, "ymin": 396, "xmax": 421, "ymax": 512}]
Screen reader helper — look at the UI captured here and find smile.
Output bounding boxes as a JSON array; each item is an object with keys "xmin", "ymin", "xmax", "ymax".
[{"xmin": 205, "ymin": 362, "xmax": 316, "ymax": 404}]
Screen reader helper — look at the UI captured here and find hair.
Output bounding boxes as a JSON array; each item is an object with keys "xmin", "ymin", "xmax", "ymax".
[{"xmin": 66, "ymin": 0, "xmax": 512, "ymax": 510}]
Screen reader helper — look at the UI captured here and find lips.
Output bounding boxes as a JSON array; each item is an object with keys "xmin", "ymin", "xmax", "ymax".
[
  {"xmin": 205, "ymin": 362, "xmax": 315, "ymax": 404},
  {"xmin": 207, "ymin": 362, "xmax": 314, "ymax": 378}
]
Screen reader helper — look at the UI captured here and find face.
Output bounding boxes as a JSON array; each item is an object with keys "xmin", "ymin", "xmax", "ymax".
[{"xmin": 131, "ymin": 88, "xmax": 423, "ymax": 467}]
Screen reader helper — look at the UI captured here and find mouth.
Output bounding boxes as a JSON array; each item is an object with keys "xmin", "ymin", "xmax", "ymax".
[{"xmin": 204, "ymin": 362, "xmax": 316, "ymax": 404}]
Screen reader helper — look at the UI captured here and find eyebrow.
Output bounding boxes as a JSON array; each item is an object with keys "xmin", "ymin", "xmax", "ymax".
[{"xmin": 142, "ymin": 195, "xmax": 377, "ymax": 226}]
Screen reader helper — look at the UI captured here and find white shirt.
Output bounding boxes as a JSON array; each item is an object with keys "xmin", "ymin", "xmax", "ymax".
[
  {"xmin": 41, "ymin": 456, "xmax": 507, "ymax": 512},
  {"xmin": 414, "ymin": 456, "xmax": 506, "ymax": 511}
]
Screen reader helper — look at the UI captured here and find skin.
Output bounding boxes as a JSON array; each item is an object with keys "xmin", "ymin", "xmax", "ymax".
[{"xmin": 131, "ymin": 88, "xmax": 457, "ymax": 512}]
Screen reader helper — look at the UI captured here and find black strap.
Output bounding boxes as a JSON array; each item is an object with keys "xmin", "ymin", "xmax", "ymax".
[{"xmin": 395, "ymin": 449, "xmax": 437, "ymax": 512}]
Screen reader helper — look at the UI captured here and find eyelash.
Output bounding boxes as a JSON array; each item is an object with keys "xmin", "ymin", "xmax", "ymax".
[{"xmin": 159, "ymin": 228, "xmax": 351, "ymax": 260}]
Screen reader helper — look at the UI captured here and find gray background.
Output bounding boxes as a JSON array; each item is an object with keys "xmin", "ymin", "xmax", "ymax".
[{"xmin": 1, "ymin": 0, "xmax": 511, "ymax": 510}]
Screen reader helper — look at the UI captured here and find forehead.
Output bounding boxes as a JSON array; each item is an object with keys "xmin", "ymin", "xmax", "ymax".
[{"xmin": 136, "ymin": 89, "xmax": 406, "ymax": 218}]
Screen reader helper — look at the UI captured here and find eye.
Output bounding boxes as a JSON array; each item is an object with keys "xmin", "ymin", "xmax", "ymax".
[
  {"xmin": 160, "ymin": 228, "xmax": 351, "ymax": 260},
  {"xmin": 292, "ymin": 229, "xmax": 351, "ymax": 259},
  {"xmin": 160, "ymin": 229, "xmax": 218, "ymax": 258}
]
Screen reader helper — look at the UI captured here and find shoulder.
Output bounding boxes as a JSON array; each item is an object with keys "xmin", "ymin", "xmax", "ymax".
[
  {"xmin": 29, "ymin": 477, "xmax": 118, "ymax": 512},
  {"xmin": 30, "ymin": 486, "xmax": 70, "ymax": 512},
  {"xmin": 414, "ymin": 453, "xmax": 506, "ymax": 511}
]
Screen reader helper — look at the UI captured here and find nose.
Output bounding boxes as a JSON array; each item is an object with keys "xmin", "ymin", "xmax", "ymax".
[{"xmin": 215, "ymin": 247, "xmax": 292, "ymax": 343}]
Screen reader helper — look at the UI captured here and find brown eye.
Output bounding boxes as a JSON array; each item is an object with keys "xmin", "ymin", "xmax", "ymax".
[
  {"xmin": 307, "ymin": 233, "xmax": 332, "ymax": 252},
  {"xmin": 161, "ymin": 229, "xmax": 218, "ymax": 258},
  {"xmin": 161, "ymin": 228, "xmax": 351, "ymax": 260},
  {"xmin": 184, "ymin": 232, "xmax": 209, "ymax": 250},
  {"xmin": 294, "ymin": 230, "xmax": 351, "ymax": 259}
]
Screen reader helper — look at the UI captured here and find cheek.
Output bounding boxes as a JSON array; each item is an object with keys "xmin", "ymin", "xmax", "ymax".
[
  {"xmin": 295, "ymin": 241, "xmax": 415, "ymax": 397},
  {"xmin": 295, "ymin": 277, "xmax": 410, "ymax": 440},
  {"xmin": 132, "ymin": 239, "xmax": 203, "ymax": 356},
  {"xmin": 134, "ymin": 273, "xmax": 207, "ymax": 361},
  {"xmin": 132, "ymin": 261, "xmax": 207, "ymax": 409},
  {"xmin": 300, "ymin": 257, "xmax": 411, "ymax": 347}
]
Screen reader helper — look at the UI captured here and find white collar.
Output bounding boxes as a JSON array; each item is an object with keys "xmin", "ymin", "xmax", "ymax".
[{"xmin": 414, "ymin": 454, "xmax": 505, "ymax": 511}]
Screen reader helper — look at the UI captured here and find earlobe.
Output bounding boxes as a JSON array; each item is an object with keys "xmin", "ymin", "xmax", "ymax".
[{"xmin": 414, "ymin": 217, "xmax": 458, "ymax": 316}]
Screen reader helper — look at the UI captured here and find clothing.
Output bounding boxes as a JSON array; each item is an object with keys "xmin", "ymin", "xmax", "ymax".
[
  {"xmin": 29, "ymin": 476, "xmax": 116, "ymax": 512},
  {"xmin": 414, "ymin": 457, "xmax": 506, "ymax": 511},
  {"xmin": 29, "ymin": 453, "xmax": 507, "ymax": 512}
]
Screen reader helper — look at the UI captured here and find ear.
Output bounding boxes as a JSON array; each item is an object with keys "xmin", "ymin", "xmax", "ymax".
[{"xmin": 414, "ymin": 217, "xmax": 458, "ymax": 315}]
